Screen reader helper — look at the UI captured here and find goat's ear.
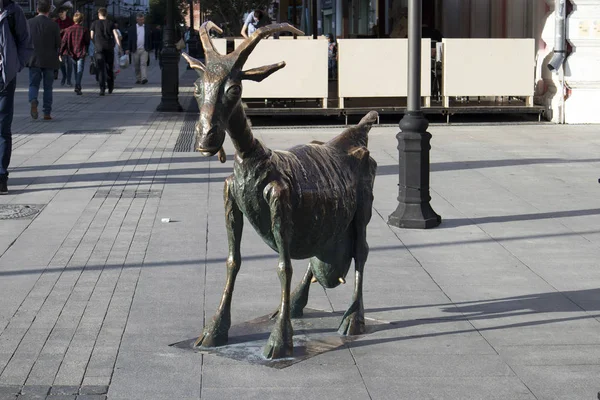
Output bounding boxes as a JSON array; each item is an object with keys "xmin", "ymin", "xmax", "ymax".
[
  {"xmin": 240, "ymin": 62, "xmax": 286, "ymax": 82},
  {"xmin": 182, "ymin": 52, "xmax": 206, "ymax": 74}
]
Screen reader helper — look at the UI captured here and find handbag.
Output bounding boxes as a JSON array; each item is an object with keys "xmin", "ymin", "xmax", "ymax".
[
  {"xmin": 175, "ymin": 38, "xmax": 185, "ymax": 50},
  {"xmin": 89, "ymin": 59, "xmax": 97, "ymax": 75},
  {"xmin": 119, "ymin": 54, "xmax": 130, "ymax": 68}
]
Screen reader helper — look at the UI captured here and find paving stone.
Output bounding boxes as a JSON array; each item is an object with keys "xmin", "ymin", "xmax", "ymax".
[
  {"xmin": 19, "ymin": 387, "xmax": 50, "ymax": 396},
  {"xmin": 49, "ymin": 386, "xmax": 79, "ymax": 396},
  {"xmin": 75, "ymin": 397, "xmax": 106, "ymax": 400},
  {"xmin": 0, "ymin": 387, "xmax": 20, "ymax": 395},
  {"xmin": 77, "ymin": 387, "xmax": 107, "ymax": 396}
]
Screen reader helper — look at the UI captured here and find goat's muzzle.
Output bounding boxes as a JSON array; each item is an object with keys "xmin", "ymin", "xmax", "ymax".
[{"xmin": 195, "ymin": 125, "xmax": 226, "ymax": 157}]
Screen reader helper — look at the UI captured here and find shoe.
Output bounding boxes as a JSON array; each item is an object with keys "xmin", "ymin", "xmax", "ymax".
[
  {"xmin": 30, "ymin": 100, "xmax": 38, "ymax": 120},
  {"xmin": 0, "ymin": 174, "xmax": 7, "ymax": 195},
  {"xmin": 75, "ymin": 88, "xmax": 82, "ymax": 95},
  {"xmin": 99, "ymin": 91, "xmax": 105, "ymax": 96},
  {"xmin": 43, "ymin": 115, "xmax": 52, "ymax": 120},
  {"xmin": 135, "ymin": 80, "xmax": 141, "ymax": 84},
  {"xmin": 108, "ymin": 87, "xmax": 113, "ymax": 94},
  {"xmin": 61, "ymin": 80, "xmax": 66, "ymax": 86},
  {"xmin": 67, "ymin": 82, "xmax": 72, "ymax": 87},
  {"xmin": 141, "ymin": 79, "xmax": 148, "ymax": 84},
  {"xmin": 0, "ymin": 176, "xmax": 7, "ymax": 195}
]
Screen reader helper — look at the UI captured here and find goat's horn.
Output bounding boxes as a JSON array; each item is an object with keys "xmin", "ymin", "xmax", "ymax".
[
  {"xmin": 233, "ymin": 23, "xmax": 304, "ymax": 69},
  {"xmin": 200, "ymin": 21, "xmax": 223, "ymax": 59}
]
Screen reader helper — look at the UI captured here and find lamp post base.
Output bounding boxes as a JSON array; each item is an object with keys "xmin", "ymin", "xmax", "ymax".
[
  {"xmin": 157, "ymin": 48, "xmax": 182, "ymax": 112},
  {"xmin": 388, "ymin": 203, "xmax": 441, "ymax": 229},
  {"xmin": 387, "ymin": 111, "xmax": 441, "ymax": 229}
]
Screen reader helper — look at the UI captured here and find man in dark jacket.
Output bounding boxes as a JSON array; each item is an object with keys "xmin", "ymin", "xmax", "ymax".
[
  {"xmin": 0, "ymin": 0, "xmax": 33, "ymax": 194},
  {"xmin": 27, "ymin": 0, "xmax": 60, "ymax": 121},
  {"xmin": 126, "ymin": 13, "xmax": 152, "ymax": 84},
  {"xmin": 90, "ymin": 7, "xmax": 122, "ymax": 95}
]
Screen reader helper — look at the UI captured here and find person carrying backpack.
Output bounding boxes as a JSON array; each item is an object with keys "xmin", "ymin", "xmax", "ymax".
[{"xmin": 0, "ymin": 0, "xmax": 33, "ymax": 194}]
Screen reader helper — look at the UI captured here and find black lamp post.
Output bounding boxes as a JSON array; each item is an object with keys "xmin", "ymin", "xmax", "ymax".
[
  {"xmin": 156, "ymin": 0, "xmax": 182, "ymax": 111},
  {"xmin": 387, "ymin": 0, "xmax": 441, "ymax": 229}
]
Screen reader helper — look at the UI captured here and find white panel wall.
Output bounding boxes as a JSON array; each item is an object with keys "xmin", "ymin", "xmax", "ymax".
[
  {"xmin": 563, "ymin": 0, "xmax": 600, "ymax": 123},
  {"xmin": 442, "ymin": 38, "xmax": 535, "ymax": 98},
  {"xmin": 211, "ymin": 39, "xmax": 227, "ymax": 55},
  {"xmin": 337, "ymin": 39, "xmax": 431, "ymax": 98},
  {"xmin": 233, "ymin": 39, "xmax": 328, "ymax": 99}
]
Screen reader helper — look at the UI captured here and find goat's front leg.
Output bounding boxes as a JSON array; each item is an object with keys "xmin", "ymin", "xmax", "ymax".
[
  {"xmin": 195, "ymin": 176, "xmax": 243, "ymax": 348},
  {"xmin": 263, "ymin": 182, "xmax": 294, "ymax": 359}
]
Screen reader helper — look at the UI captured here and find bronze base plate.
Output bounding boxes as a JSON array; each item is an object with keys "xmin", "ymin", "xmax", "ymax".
[{"xmin": 170, "ymin": 308, "xmax": 389, "ymax": 369}]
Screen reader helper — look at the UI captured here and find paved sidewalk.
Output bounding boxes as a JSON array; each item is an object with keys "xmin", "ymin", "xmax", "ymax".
[{"xmin": 1, "ymin": 58, "xmax": 600, "ymax": 400}]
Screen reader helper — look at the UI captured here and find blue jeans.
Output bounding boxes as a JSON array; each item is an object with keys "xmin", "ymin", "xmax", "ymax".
[
  {"xmin": 60, "ymin": 55, "xmax": 73, "ymax": 84},
  {"xmin": 0, "ymin": 78, "xmax": 16, "ymax": 176},
  {"xmin": 74, "ymin": 58, "xmax": 85, "ymax": 88},
  {"xmin": 29, "ymin": 67, "xmax": 54, "ymax": 116}
]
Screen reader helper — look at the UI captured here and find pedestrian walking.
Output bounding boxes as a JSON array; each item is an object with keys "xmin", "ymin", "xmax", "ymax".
[
  {"xmin": 60, "ymin": 11, "xmax": 89, "ymax": 95},
  {"xmin": 27, "ymin": 0, "xmax": 60, "ymax": 121},
  {"xmin": 126, "ymin": 13, "xmax": 152, "ymax": 84},
  {"xmin": 327, "ymin": 34, "xmax": 337, "ymax": 80},
  {"xmin": 0, "ymin": 0, "xmax": 33, "ymax": 194},
  {"xmin": 90, "ymin": 8, "xmax": 121, "ymax": 96},
  {"xmin": 152, "ymin": 25, "xmax": 162, "ymax": 60},
  {"xmin": 241, "ymin": 10, "xmax": 268, "ymax": 39},
  {"xmin": 112, "ymin": 22, "xmax": 122, "ymax": 76},
  {"xmin": 55, "ymin": 6, "xmax": 73, "ymax": 86}
]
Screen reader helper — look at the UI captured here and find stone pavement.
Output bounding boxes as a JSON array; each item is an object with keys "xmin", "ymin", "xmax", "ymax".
[{"xmin": 1, "ymin": 58, "xmax": 600, "ymax": 400}]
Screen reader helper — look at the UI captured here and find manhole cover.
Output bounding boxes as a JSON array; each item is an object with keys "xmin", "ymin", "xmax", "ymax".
[
  {"xmin": 0, "ymin": 204, "xmax": 44, "ymax": 220},
  {"xmin": 63, "ymin": 129, "xmax": 124, "ymax": 135}
]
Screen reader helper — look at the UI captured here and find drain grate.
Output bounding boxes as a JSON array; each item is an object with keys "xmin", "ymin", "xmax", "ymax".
[
  {"xmin": 173, "ymin": 97, "xmax": 199, "ymax": 152},
  {"xmin": 64, "ymin": 129, "xmax": 124, "ymax": 135},
  {"xmin": 94, "ymin": 189, "xmax": 162, "ymax": 199},
  {"xmin": 0, "ymin": 204, "xmax": 44, "ymax": 220},
  {"xmin": 173, "ymin": 114, "xmax": 197, "ymax": 152}
]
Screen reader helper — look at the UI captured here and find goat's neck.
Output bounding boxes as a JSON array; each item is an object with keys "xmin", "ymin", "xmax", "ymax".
[{"xmin": 227, "ymin": 101, "xmax": 268, "ymax": 160}]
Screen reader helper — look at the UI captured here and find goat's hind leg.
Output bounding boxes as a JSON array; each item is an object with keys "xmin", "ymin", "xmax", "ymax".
[
  {"xmin": 271, "ymin": 264, "xmax": 313, "ymax": 319},
  {"xmin": 337, "ymin": 216, "xmax": 368, "ymax": 336},
  {"xmin": 195, "ymin": 176, "xmax": 243, "ymax": 348},
  {"xmin": 339, "ymin": 154, "xmax": 375, "ymax": 336}
]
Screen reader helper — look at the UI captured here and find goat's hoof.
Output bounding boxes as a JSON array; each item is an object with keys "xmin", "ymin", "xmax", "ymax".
[
  {"xmin": 338, "ymin": 311, "xmax": 365, "ymax": 336},
  {"xmin": 263, "ymin": 340, "xmax": 293, "ymax": 360},
  {"xmin": 194, "ymin": 327, "xmax": 228, "ymax": 348},
  {"xmin": 263, "ymin": 321, "xmax": 294, "ymax": 359}
]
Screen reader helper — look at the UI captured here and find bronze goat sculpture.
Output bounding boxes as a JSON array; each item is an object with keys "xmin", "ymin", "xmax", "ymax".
[{"xmin": 183, "ymin": 21, "xmax": 377, "ymax": 359}]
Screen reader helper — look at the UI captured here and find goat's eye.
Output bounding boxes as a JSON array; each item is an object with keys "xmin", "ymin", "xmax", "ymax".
[{"xmin": 226, "ymin": 85, "xmax": 242, "ymax": 97}]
